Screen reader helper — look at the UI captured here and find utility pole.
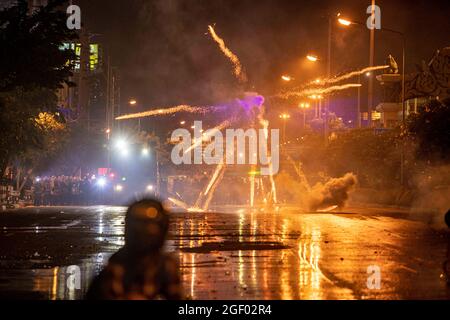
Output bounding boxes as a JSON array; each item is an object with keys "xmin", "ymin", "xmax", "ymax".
[
  {"xmin": 357, "ymin": 74, "xmax": 362, "ymax": 128},
  {"xmin": 367, "ymin": 0, "xmax": 376, "ymax": 127},
  {"xmin": 325, "ymin": 15, "xmax": 332, "ymax": 141}
]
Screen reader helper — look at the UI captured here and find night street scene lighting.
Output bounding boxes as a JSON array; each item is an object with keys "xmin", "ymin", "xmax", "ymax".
[{"xmin": 0, "ymin": 0, "xmax": 450, "ymax": 313}]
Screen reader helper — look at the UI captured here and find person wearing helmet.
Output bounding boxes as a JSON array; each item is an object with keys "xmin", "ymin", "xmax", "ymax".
[{"xmin": 85, "ymin": 199, "xmax": 182, "ymax": 300}]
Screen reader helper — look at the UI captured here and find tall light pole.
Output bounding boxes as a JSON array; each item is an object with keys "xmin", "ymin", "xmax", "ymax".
[
  {"xmin": 357, "ymin": 74, "xmax": 362, "ymax": 128},
  {"xmin": 129, "ymin": 99, "xmax": 141, "ymax": 132},
  {"xmin": 279, "ymin": 113, "xmax": 291, "ymax": 143},
  {"xmin": 299, "ymin": 103, "xmax": 311, "ymax": 129},
  {"xmin": 368, "ymin": 0, "xmax": 376, "ymax": 128},
  {"xmin": 325, "ymin": 14, "xmax": 332, "ymax": 139}
]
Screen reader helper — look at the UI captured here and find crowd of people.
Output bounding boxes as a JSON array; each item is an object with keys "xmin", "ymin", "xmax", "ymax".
[{"xmin": 32, "ymin": 175, "xmax": 100, "ymax": 206}]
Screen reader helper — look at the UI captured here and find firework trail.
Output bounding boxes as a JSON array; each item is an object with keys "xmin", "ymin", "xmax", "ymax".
[
  {"xmin": 315, "ymin": 65, "xmax": 389, "ymax": 85},
  {"xmin": 115, "ymin": 105, "xmax": 211, "ymax": 120},
  {"xmin": 287, "ymin": 155, "xmax": 311, "ymax": 192},
  {"xmin": 278, "ymin": 83, "xmax": 362, "ymax": 99},
  {"xmin": 184, "ymin": 119, "xmax": 234, "ymax": 155},
  {"xmin": 250, "ymin": 167, "xmax": 256, "ymax": 207},
  {"xmin": 204, "ymin": 162, "xmax": 225, "ymax": 196},
  {"xmin": 202, "ymin": 163, "xmax": 226, "ymax": 211},
  {"xmin": 208, "ymin": 25, "xmax": 247, "ymax": 83}
]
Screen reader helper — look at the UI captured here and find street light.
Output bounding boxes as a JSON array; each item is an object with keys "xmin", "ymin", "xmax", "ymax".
[
  {"xmin": 97, "ymin": 177, "xmax": 107, "ymax": 188},
  {"xmin": 129, "ymin": 99, "xmax": 142, "ymax": 132},
  {"xmin": 306, "ymin": 54, "xmax": 319, "ymax": 62},
  {"xmin": 114, "ymin": 138, "xmax": 127, "ymax": 149},
  {"xmin": 281, "ymin": 75, "xmax": 293, "ymax": 81},
  {"xmin": 310, "ymin": 95, "xmax": 324, "ymax": 120},
  {"xmin": 279, "ymin": 113, "xmax": 290, "ymax": 143},
  {"xmin": 299, "ymin": 103, "xmax": 311, "ymax": 128},
  {"xmin": 142, "ymin": 147, "xmax": 150, "ymax": 157},
  {"xmin": 338, "ymin": 18, "xmax": 352, "ymax": 26}
]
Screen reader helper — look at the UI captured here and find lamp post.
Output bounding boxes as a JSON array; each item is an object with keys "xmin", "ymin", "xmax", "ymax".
[
  {"xmin": 279, "ymin": 113, "xmax": 291, "ymax": 143},
  {"xmin": 306, "ymin": 13, "xmax": 333, "ymax": 140},
  {"xmin": 339, "ymin": 14, "xmax": 407, "ymax": 185},
  {"xmin": 129, "ymin": 99, "xmax": 141, "ymax": 132},
  {"xmin": 299, "ymin": 103, "xmax": 311, "ymax": 129},
  {"xmin": 338, "ymin": 13, "xmax": 406, "ymax": 127}
]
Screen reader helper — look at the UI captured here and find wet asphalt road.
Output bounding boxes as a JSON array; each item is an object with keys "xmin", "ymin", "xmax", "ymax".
[{"xmin": 0, "ymin": 205, "xmax": 449, "ymax": 300}]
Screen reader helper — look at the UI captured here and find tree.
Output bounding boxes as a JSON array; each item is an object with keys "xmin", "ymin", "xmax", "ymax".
[
  {"xmin": 0, "ymin": 0, "xmax": 77, "ymax": 92},
  {"xmin": 324, "ymin": 128, "xmax": 402, "ymax": 188},
  {"xmin": 407, "ymin": 98, "xmax": 450, "ymax": 163},
  {"xmin": 0, "ymin": 0, "xmax": 78, "ymax": 177}
]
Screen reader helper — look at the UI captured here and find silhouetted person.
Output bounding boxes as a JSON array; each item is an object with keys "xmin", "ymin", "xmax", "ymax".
[
  {"xmin": 442, "ymin": 209, "xmax": 450, "ymax": 285},
  {"xmin": 445, "ymin": 209, "xmax": 450, "ymax": 228},
  {"xmin": 85, "ymin": 199, "xmax": 182, "ymax": 300}
]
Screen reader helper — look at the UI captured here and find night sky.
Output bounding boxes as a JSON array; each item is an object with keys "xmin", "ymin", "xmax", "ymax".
[{"xmin": 76, "ymin": 0, "xmax": 450, "ymax": 115}]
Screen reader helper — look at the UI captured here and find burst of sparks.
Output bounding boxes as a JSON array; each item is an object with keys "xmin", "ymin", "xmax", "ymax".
[{"xmin": 202, "ymin": 163, "xmax": 226, "ymax": 211}]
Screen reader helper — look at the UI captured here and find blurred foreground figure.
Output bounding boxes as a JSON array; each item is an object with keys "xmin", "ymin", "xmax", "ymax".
[
  {"xmin": 445, "ymin": 209, "xmax": 450, "ymax": 228},
  {"xmin": 443, "ymin": 209, "xmax": 450, "ymax": 285},
  {"xmin": 86, "ymin": 199, "xmax": 182, "ymax": 300}
]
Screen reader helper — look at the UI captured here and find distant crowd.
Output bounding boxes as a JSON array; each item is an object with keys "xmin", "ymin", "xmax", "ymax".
[{"xmin": 32, "ymin": 176, "xmax": 100, "ymax": 206}]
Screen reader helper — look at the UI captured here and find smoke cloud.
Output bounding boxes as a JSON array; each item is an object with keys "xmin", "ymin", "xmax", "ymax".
[
  {"xmin": 275, "ymin": 171, "xmax": 358, "ymax": 212},
  {"xmin": 308, "ymin": 173, "xmax": 358, "ymax": 211}
]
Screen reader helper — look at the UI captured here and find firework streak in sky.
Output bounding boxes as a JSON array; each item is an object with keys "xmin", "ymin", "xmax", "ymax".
[
  {"xmin": 208, "ymin": 25, "xmax": 248, "ymax": 83},
  {"xmin": 278, "ymin": 83, "xmax": 362, "ymax": 99},
  {"xmin": 315, "ymin": 65, "xmax": 389, "ymax": 85},
  {"xmin": 115, "ymin": 105, "xmax": 213, "ymax": 120}
]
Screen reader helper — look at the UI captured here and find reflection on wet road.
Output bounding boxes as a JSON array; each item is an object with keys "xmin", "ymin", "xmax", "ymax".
[{"xmin": 0, "ymin": 206, "xmax": 449, "ymax": 299}]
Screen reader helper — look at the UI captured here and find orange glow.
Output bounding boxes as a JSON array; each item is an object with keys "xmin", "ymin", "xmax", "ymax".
[{"xmin": 281, "ymin": 75, "xmax": 292, "ymax": 82}]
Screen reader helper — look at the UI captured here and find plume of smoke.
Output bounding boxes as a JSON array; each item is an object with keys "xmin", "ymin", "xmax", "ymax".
[
  {"xmin": 308, "ymin": 173, "xmax": 358, "ymax": 211},
  {"xmin": 274, "ymin": 171, "xmax": 310, "ymax": 207},
  {"xmin": 409, "ymin": 164, "xmax": 450, "ymax": 229},
  {"xmin": 208, "ymin": 25, "xmax": 248, "ymax": 83}
]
